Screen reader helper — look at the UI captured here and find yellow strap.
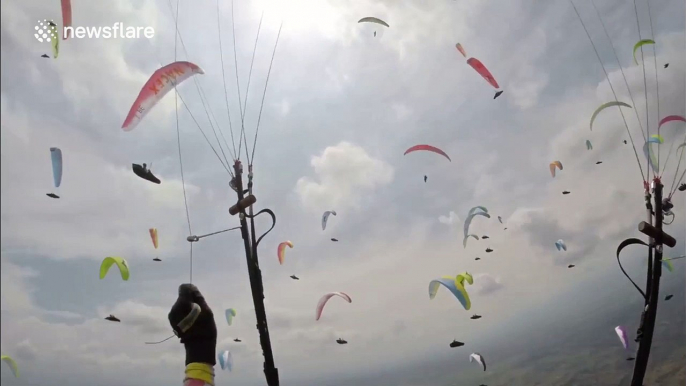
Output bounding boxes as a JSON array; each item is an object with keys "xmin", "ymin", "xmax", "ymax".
[{"xmin": 185, "ymin": 363, "xmax": 215, "ymax": 386}]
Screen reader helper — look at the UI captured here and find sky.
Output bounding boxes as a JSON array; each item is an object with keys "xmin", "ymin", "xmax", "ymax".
[{"xmin": 1, "ymin": 0, "xmax": 685, "ymax": 385}]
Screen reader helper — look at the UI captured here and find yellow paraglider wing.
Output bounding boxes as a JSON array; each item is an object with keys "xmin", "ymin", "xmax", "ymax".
[
  {"xmin": 99, "ymin": 256, "xmax": 130, "ymax": 281},
  {"xmin": 633, "ymin": 39, "xmax": 655, "ymax": 65},
  {"xmin": 590, "ymin": 101, "xmax": 632, "ymax": 131},
  {"xmin": 1, "ymin": 355, "xmax": 18, "ymax": 378}
]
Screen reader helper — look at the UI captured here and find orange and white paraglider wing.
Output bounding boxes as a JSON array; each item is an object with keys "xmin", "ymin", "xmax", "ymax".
[
  {"xmin": 549, "ymin": 161, "xmax": 563, "ymax": 177},
  {"xmin": 122, "ymin": 61, "xmax": 204, "ymax": 131},
  {"xmin": 277, "ymin": 241, "xmax": 293, "ymax": 265},
  {"xmin": 149, "ymin": 228, "xmax": 158, "ymax": 249},
  {"xmin": 466, "ymin": 58, "xmax": 499, "ymax": 89}
]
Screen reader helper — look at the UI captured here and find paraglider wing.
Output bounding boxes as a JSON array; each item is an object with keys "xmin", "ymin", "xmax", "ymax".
[
  {"xmin": 549, "ymin": 161, "xmax": 563, "ymax": 177},
  {"xmin": 99, "ymin": 256, "xmax": 130, "ymax": 281},
  {"xmin": 456, "ymin": 43, "xmax": 466, "ymax": 57},
  {"xmin": 615, "ymin": 326, "xmax": 629, "ymax": 351},
  {"xmin": 122, "ymin": 61, "xmax": 205, "ymax": 131},
  {"xmin": 315, "ymin": 292, "xmax": 352, "ymax": 321},
  {"xmin": 218, "ymin": 350, "xmax": 233, "ymax": 371},
  {"xmin": 1, "ymin": 355, "xmax": 19, "ymax": 378},
  {"xmin": 277, "ymin": 241, "xmax": 293, "ymax": 265},
  {"xmin": 429, "ymin": 275, "xmax": 472, "ymax": 310},
  {"xmin": 657, "ymin": 115, "xmax": 686, "ymax": 130},
  {"xmin": 466, "ymin": 58, "xmax": 499, "ymax": 89},
  {"xmin": 661, "ymin": 259, "xmax": 674, "ymax": 272},
  {"xmin": 149, "ymin": 228, "xmax": 159, "ymax": 249},
  {"xmin": 497, "ymin": 216, "xmax": 503, "ymax": 224},
  {"xmin": 463, "ymin": 210, "xmax": 491, "ymax": 247},
  {"xmin": 470, "ymin": 353, "xmax": 486, "ymax": 371},
  {"xmin": 225, "ymin": 308, "xmax": 236, "ymax": 326},
  {"xmin": 586, "ymin": 140, "xmax": 593, "ymax": 150},
  {"xmin": 322, "ymin": 210, "xmax": 337, "ymax": 230},
  {"xmin": 50, "ymin": 147, "xmax": 63, "ymax": 188},
  {"xmin": 632, "ymin": 39, "xmax": 655, "ymax": 64},
  {"xmin": 48, "ymin": 21, "xmax": 59, "ymax": 58},
  {"xmin": 403, "ymin": 144, "xmax": 451, "ymax": 162},
  {"xmin": 643, "ymin": 135, "xmax": 664, "ymax": 173},
  {"xmin": 462, "ymin": 234, "xmax": 480, "ymax": 248},
  {"xmin": 61, "ymin": 0, "xmax": 72, "ymax": 39},
  {"xmin": 589, "ymin": 101, "xmax": 632, "ymax": 131},
  {"xmin": 555, "ymin": 239, "xmax": 567, "ymax": 251},
  {"xmin": 357, "ymin": 17, "xmax": 389, "ymax": 28}
]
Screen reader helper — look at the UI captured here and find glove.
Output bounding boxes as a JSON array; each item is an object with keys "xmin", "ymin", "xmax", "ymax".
[{"xmin": 168, "ymin": 284, "xmax": 218, "ymax": 366}]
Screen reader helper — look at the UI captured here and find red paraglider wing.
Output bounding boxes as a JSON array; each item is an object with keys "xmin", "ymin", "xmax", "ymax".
[
  {"xmin": 403, "ymin": 145, "xmax": 451, "ymax": 162},
  {"xmin": 467, "ymin": 58, "xmax": 499, "ymax": 89}
]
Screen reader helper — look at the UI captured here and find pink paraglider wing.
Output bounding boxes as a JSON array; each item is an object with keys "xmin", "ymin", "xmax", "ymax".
[
  {"xmin": 61, "ymin": 0, "xmax": 72, "ymax": 39},
  {"xmin": 658, "ymin": 115, "xmax": 686, "ymax": 130},
  {"xmin": 467, "ymin": 58, "xmax": 500, "ymax": 89},
  {"xmin": 315, "ymin": 292, "xmax": 352, "ymax": 321},
  {"xmin": 122, "ymin": 61, "xmax": 204, "ymax": 132},
  {"xmin": 403, "ymin": 144, "xmax": 451, "ymax": 162}
]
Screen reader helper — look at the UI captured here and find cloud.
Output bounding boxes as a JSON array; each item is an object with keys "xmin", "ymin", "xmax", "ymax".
[
  {"xmin": 438, "ymin": 210, "xmax": 460, "ymax": 226},
  {"xmin": 295, "ymin": 141, "xmax": 394, "ymax": 212},
  {"xmin": 473, "ymin": 273, "xmax": 504, "ymax": 296},
  {"xmin": 15, "ymin": 339, "xmax": 38, "ymax": 361}
]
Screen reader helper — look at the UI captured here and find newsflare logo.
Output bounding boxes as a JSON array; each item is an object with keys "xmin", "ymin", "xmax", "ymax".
[{"xmin": 33, "ymin": 20, "xmax": 155, "ymax": 42}]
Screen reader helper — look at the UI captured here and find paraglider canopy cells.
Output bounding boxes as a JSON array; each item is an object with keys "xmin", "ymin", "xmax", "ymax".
[
  {"xmin": 449, "ymin": 340, "xmax": 465, "ymax": 348},
  {"xmin": 105, "ymin": 314, "xmax": 121, "ymax": 322},
  {"xmin": 336, "ymin": 338, "xmax": 348, "ymax": 344}
]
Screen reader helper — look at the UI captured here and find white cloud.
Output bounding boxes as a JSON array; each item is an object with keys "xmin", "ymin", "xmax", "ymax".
[
  {"xmin": 473, "ymin": 273, "xmax": 504, "ymax": 295},
  {"xmin": 438, "ymin": 210, "xmax": 460, "ymax": 226},
  {"xmin": 295, "ymin": 141, "xmax": 394, "ymax": 212}
]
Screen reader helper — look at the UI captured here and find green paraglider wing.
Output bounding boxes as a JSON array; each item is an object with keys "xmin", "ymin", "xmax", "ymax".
[
  {"xmin": 633, "ymin": 39, "xmax": 655, "ymax": 65},
  {"xmin": 590, "ymin": 101, "xmax": 632, "ymax": 131},
  {"xmin": 99, "ymin": 256, "xmax": 130, "ymax": 281}
]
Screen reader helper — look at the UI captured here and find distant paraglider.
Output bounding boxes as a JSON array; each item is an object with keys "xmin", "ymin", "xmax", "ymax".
[
  {"xmin": 450, "ymin": 340, "xmax": 465, "ymax": 348},
  {"xmin": 590, "ymin": 101, "xmax": 632, "ymax": 131},
  {"xmin": 555, "ymin": 240, "xmax": 567, "ymax": 252},
  {"xmin": 1, "ymin": 355, "xmax": 18, "ymax": 378},
  {"xmin": 315, "ymin": 292, "xmax": 352, "ymax": 321},
  {"xmin": 404, "ymin": 144, "xmax": 451, "ymax": 162},
  {"xmin": 357, "ymin": 17, "xmax": 389, "ymax": 38},
  {"xmin": 664, "ymin": 294, "xmax": 673, "ymax": 301},
  {"xmin": 105, "ymin": 314, "xmax": 121, "ymax": 322},
  {"xmin": 290, "ymin": 275, "xmax": 300, "ymax": 280},
  {"xmin": 41, "ymin": 54, "xmax": 49, "ymax": 58},
  {"xmin": 664, "ymin": 63, "xmax": 669, "ymax": 68},
  {"xmin": 47, "ymin": 147, "xmax": 62, "ymax": 199},
  {"xmin": 277, "ymin": 241, "xmax": 293, "ymax": 265},
  {"xmin": 218, "ymin": 350, "xmax": 233, "ymax": 371},
  {"xmin": 562, "ymin": 191, "xmax": 571, "ymax": 195},
  {"xmin": 549, "ymin": 161, "xmax": 563, "ymax": 177},
  {"xmin": 234, "ymin": 338, "xmax": 242, "ymax": 342},
  {"xmin": 470, "ymin": 353, "xmax": 486, "ymax": 371},
  {"xmin": 470, "ymin": 314, "xmax": 482, "ymax": 320},
  {"xmin": 99, "ymin": 257, "xmax": 130, "ymax": 281},
  {"xmin": 225, "ymin": 308, "xmax": 237, "ymax": 326},
  {"xmin": 336, "ymin": 338, "xmax": 348, "ymax": 344},
  {"xmin": 586, "ymin": 140, "xmax": 593, "ymax": 150},
  {"xmin": 331, "ymin": 238, "xmax": 339, "ymax": 242},
  {"xmin": 567, "ymin": 264, "xmax": 575, "ymax": 268},
  {"xmin": 429, "ymin": 273, "xmax": 473, "ymax": 310},
  {"xmin": 485, "ymin": 248, "xmax": 493, "ymax": 253},
  {"xmin": 322, "ymin": 210, "xmax": 337, "ymax": 230}
]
